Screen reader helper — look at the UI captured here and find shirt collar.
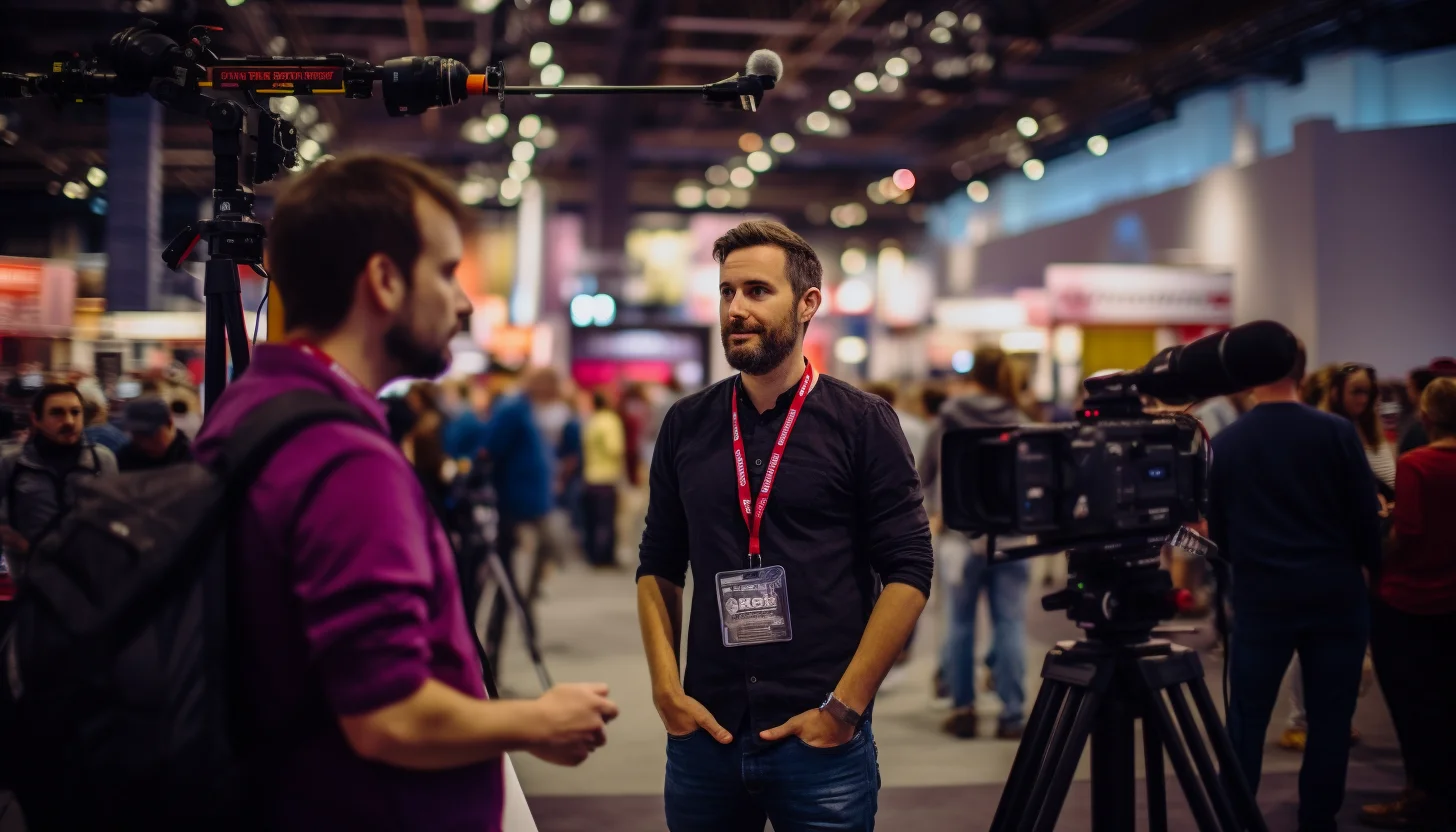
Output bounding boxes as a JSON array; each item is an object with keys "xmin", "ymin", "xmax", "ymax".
[
  {"xmin": 248, "ymin": 344, "xmax": 391, "ymax": 433},
  {"xmin": 734, "ymin": 360, "xmax": 809, "ymax": 419}
]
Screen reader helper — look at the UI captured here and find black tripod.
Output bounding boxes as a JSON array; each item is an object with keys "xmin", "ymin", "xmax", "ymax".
[{"xmin": 989, "ymin": 542, "xmax": 1269, "ymax": 832}]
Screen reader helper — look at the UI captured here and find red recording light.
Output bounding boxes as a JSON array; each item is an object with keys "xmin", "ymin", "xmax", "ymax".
[
  {"xmin": 999, "ymin": 432, "xmax": 1011, "ymax": 441},
  {"xmin": 1172, "ymin": 589, "xmax": 1195, "ymax": 612}
]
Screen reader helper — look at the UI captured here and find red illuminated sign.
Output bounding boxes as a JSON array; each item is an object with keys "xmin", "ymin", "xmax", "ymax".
[{"xmin": 210, "ymin": 66, "xmax": 345, "ymax": 91}]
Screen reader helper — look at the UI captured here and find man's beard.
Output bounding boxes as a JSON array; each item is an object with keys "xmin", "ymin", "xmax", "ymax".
[
  {"xmin": 721, "ymin": 308, "xmax": 801, "ymax": 376},
  {"xmin": 385, "ymin": 320, "xmax": 451, "ymax": 380}
]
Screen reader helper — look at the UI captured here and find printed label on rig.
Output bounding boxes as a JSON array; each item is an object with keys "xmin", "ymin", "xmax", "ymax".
[{"xmin": 210, "ymin": 67, "xmax": 346, "ymax": 91}]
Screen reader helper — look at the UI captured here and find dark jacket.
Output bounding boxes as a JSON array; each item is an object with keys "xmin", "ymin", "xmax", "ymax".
[
  {"xmin": 0, "ymin": 439, "xmax": 118, "ymax": 561},
  {"xmin": 115, "ymin": 431, "xmax": 194, "ymax": 472}
]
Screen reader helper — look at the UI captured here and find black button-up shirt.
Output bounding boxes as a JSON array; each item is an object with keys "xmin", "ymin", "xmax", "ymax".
[{"xmin": 637, "ymin": 371, "xmax": 933, "ymax": 741}]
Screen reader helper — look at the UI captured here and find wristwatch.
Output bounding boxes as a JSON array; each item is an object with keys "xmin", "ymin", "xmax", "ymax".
[{"xmin": 819, "ymin": 692, "xmax": 863, "ymax": 728}]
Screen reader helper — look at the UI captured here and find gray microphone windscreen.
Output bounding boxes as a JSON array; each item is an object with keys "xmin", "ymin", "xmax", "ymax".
[{"xmin": 746, "ymin": 49, "xmax": 783, "ymax": 81}]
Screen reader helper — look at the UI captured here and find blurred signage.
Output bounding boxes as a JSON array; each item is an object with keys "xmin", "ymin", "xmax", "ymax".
[
  {"xmin": 0, "ymin": 257, "xmax": 77, "ymax": 336},
  {"xmin": 932, "ymin": 296, "xmax": 1029, "ymax": 331},
  {"xmin": 1045, "ymin": 264, "xmax": 1232, "ymax": 325}
]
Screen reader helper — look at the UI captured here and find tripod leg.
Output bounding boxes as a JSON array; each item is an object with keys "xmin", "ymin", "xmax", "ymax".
[
  {"xmin": 204, "ymin": 279, "xmax": 227, "ymax": 412},
  {"xmin": 1144, "ymin": 687, "xmax": 1227, "ymax": 832},
  {"xmin": 1144, "ymin": 714, "xmax": 1168, "ymax": 832},
  {"xmin": 483, "ymin": 552, "xmax": 554, "ymax": 691},
  {"xmin": 223, "ymin": 292, "xmax": 251, "ymax": 376},
  {"xmin": 1168, "ymin": 686, "xmax": 1242, "ymax": 832},
  {"xmin": 1187, "ymin": 677, "xmax": 1269, "ymax": 832},
  {"xmin": 991, "ymin": 680, "xmax": 1070, "ymax": 832},
  {"xmin": 1026, "ymin": 688, "xmax": 1103, "ymax": 832},
  {"xmin": 1091, "ymin": 699, "xmax": 1137, "ymax": 832}
]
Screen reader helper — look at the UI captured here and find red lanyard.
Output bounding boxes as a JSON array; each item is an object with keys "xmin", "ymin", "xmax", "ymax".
[
  {"xmin": 291, "ymin": 341, "xmax": 366, "ymax": 393},
  {"xmin": 731, "ymin": 361, "xmax": 815, "ymax": 563}
]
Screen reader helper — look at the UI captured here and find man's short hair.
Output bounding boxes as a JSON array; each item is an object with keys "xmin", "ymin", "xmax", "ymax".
[
  {"xmin": 711, "ymin": 220, "xmax": 824, "ymax": 302},
  {"xmin": 1422, "ymin": 376, "xmax": 1456, "ymax": 436},
  {"xmin": 267, "ymin": 153, "xmax": 469, "ymax": 334},
  {"xmin": 32, "ymin": 383, "xmax": 81, "ymax": 418},
  {"xmin": 1284, "ymin": 338, "xmax": 1308, "ymax": 385},
  {"xmin": 969, "ymin": 346, "xmax": 1007, "ymax": 393}
]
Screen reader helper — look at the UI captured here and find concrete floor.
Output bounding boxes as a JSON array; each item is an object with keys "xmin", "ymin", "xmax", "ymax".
[{"xmin": 491, "ymin": 559, "xmax": 1407, "ymax": 831}]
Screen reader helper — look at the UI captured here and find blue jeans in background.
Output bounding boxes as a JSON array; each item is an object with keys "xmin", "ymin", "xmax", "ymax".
[
  {"xmin": 946, "ymin": 554, "xmax": 1030, "ymax": 727},
  {"xmin": 664, "ymin": 722, "xmax": 879, "ymax": 832},
  {"xmin": 1227, "ymin": 602, "xmax": 1368, "ymax": 832}
]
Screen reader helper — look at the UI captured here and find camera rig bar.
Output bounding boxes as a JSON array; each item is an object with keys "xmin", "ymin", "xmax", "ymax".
[{"xmin": 2, "ymin": 22, "xmax": 778, "ymax": 409}]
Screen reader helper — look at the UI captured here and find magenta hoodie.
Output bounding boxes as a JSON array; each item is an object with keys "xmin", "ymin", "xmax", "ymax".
[{"xmin": 194, "ymin": 344, "xmax": 503, "ymax": 831}]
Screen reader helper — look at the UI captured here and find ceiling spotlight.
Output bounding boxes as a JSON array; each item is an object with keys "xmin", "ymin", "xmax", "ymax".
[
  {"xmin": 727, "ymin": 188, "xmax": 750, "ymax": 209},
  {"xmin": 518, "ymin": 113, "xmax": 542, "ymax": 139},
  {"xmin": 738, "ymin": 132, "xmax": 763, "ymax": 153},
  {"xmin": 892, "ymin": 168, "xmax": 915, "ymax": 190},
  {"xmin": 534, "ymin": 126, "xmax": 559, "ymax": 148},
  {"xmin": 770, "ymin": 132, "xmax": 796, "ymax": 153},
  {"xmin": 458, "ymin": 179, "xmax": 489, "ymax": 205},
  {"xmin": 963, "ymin": 12, "xmax": 983, "ymax": 31},
  {"xmin": 507, "ymin": 160, "xmax": 532, "ymax": 181},
  {"xmin": 805, "ymin": 111, "xmax": 831, "ymax": 133},
  {"xmin": 529, "ymin": 42, "xmax": 554, "ymax": 67},
  {"xmin": 62, "ymin": 181, "xmax": 89, "ymax": 200},
  {"xmin": 854, "ymin": 72, "xmax": 879, "ymax": 93},
  {"xmin": 746, "ymin": 151, "xmax": 773, "ymax": 173},
  {"xmin": 578, "ymin": 0, "xmax": 609, "ymax": 23},
  {"xmin": 298, "ymin": 139, "xmax": 322, "ymax": 162},
  {"xmin": 884, "ymin": 57, "xmax": 909, "ymax": 77},
  {"xmin": 828, "ymin": 90, "xmax": 853, "ymax": 110},
  {"xmin": 866, "ymin": 182, "xmax": 888, "ymax": 204},
  {"xmin": 879, "ymin": 75, "xmax": 900, "ymax": 93},
  {"xmin": 540, "ymin": 64, "xmax": 565, "ymax": 86},
  {"xmin": 1087, "ymin": 134, "xmax": 1109, "ymax": 156},
  {"xmin": 85, "ymin": 167, "xmax": 107, "ymax": 188},
  {"xmin": 275, "ymin": 96, "xmax": 300, "ymax": 117},
  {"xmin": 834, "ymin": 335, "xmax": 869, "ymax": 365},
  {"xmin": 468, "ymin": 0, "xmax": 502, "ymax": 9},
  {"xmin": 902, "ymin": 47, "xmax": 923, "ymax": 64},
  {"xmin": 969, "ymin": 52, "xmax": 995, "ymax": 72},
  {"xmin": 499, "ymin": 177, "xmax": 524, "ymax": 200},
  {"xmin": 1016, "ymin": 116, "xmax": 1039, "ymax": 138},
  {"xmin": 967, "ymin": 180, "xmax": 990, "ymax": 203},
  {"xmin": 706, "ymin": 165, "xmax": 730, "ymax": 186},
  {"xmin": 1023, "ymin": 159, "xmax": 1045, "ymax": 181},
  {"xmin": 548, "ymin": 0, "xmax": 573, "ymax": 25},
  {"xmin": 674, "ymin": 182, "xmax": 706, "ymax": 209},
  {"xmin": 705, "ymin": 187, "xmax": 731, "ymax": 209},
  {"xmin": 512, "ymin": 141, "xmax": 536, "ymax": 162},
  {"xmin": 935, "ymin": 11, "xmax": 958, "ymax": 27},
  {"xmin": 729, "ymin": 167, "xmax": 754, "ymax": 188},
  {"xmin": 224, "ymin": 0, "xmax": 246, "ymax": 6},
  {"xmin": 929, "ymin": 27, "xmax": 952, "ymax": 44},
  {"xmin": 485, "ymin": 113, "xmax": 510, "ymax": 138},
  {"xmin": 840, "ymin": 247, "xmax": 868, "ymax": 275},
  {"xmin": 462, "ymin": 118, "xmax": 492, "ymax": 143}
]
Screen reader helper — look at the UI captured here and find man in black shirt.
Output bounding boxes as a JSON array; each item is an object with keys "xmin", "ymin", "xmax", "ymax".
[{"xmin": 637, "ymin": 220, "xmax": 933, "ymax": 832}]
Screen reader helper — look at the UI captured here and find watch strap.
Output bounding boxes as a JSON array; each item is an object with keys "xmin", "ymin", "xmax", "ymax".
[{"xmin": 820, "ymin": 692, "xmax": 862, "ymax": 727}]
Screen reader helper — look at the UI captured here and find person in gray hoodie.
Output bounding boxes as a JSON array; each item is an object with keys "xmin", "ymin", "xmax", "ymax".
[{"xmin": 920, "ymin": 347, "xmax": 1031, "ymax": 739}]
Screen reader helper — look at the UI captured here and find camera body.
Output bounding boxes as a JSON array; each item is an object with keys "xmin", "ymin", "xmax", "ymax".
[{"xmin": 941, "ymin": 392, "xmax": 1204, "ymax": 547}]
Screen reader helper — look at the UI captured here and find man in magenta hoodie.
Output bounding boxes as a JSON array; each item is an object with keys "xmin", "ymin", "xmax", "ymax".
[{"xmin": 195, "ymin": 154, "xmax": 616, "ymax": 831}]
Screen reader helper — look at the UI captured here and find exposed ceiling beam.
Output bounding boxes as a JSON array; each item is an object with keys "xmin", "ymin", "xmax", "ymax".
[{"xmin": 660, "ymin": 16, "xmax": 878, "ymax": 40}]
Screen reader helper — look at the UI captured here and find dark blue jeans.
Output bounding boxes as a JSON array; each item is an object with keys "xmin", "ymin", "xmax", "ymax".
[
  {"xmin": 1227, "ymin": 603, "xmax": 1368, "ymax": 832},
  {"xmin": 664, "ymin": 722, "xmax": 879, "ymax": 832}
]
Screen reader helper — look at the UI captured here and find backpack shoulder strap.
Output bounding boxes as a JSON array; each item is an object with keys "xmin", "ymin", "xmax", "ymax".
[{"xmin": 214, "ymin": 389, "xmax": 381, "ymax": 490}]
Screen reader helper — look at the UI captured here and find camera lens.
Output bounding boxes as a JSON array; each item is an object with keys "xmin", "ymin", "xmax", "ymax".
[{"xmin": 380, "ymin": 56, "xmax": 470, "ymax": 117}]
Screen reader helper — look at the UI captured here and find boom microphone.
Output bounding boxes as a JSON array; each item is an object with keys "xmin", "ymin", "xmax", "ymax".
[
  {"xmin": 1087, "ymin": 320, "xmax": 1300, "ymax": 405},
  {"xmin": 462, "ymin": 47, "xmax": 782, "ymax": 111}
]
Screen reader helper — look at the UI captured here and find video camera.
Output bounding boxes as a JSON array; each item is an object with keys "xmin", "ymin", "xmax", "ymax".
[{"xmin": 938, "ymin": 319, "xmax": 1299, "ymax": 636}]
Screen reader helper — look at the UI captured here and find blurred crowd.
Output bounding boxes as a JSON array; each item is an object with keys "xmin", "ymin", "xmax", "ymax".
[{"xmin": 0, "ymin": 346, "xmax": 1452, "ymax": 827}]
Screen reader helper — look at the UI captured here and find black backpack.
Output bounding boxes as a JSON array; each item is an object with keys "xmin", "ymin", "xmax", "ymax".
[{"xmin": 2, "ymin": 390, "xmax": 374, "ymax": 831}]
